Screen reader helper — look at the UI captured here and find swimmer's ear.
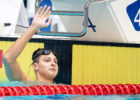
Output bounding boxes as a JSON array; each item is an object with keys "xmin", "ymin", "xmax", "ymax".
[{"xmin": 32, "ymin": 63, "xmax": 39, "ymax": 71}]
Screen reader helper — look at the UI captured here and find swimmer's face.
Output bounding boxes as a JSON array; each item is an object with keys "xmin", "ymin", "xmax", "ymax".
[{"xmin": 34, "ymin": 52, "xmax": 58, "ymax": 81}]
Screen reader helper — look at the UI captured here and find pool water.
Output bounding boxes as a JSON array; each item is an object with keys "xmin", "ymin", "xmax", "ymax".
[
  {"xmin": 0, "ymin": 81, "xmax": 55, "ymax": 86},
  {"xmin": 0, "ymin": 81, "xmax": 140, "ymax": 100},
  {"xmin": 0, "ymin": 94, "xmax": 140, "ymax": 100},
  {"xmin": 0, "ymin": 81, "xmax": 29, "ymax": 87}
]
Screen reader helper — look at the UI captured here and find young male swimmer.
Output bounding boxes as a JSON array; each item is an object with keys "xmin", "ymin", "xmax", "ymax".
[{"xmin": 3, "ymin": 6, "xmax": 58, "ymax": 84}]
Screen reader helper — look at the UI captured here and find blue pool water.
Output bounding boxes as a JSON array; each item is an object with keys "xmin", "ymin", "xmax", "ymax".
[
  {"xmin": 0, "ymin": 81, "xmax": 29, "ymax": 86},
  {"xmin": 0, "ymin": 81, "xmax": 140, "ymax": 100},
  {"xmin": 0, "ymin": 81, "xmax": 54, "ymax": 86},
  {"xmin": 0, "ymin": 94, "xmax": 140, "ymax": 100}
]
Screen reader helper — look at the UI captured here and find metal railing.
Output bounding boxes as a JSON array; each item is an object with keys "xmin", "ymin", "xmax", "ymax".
[{"xmin": 35, "ymin": 0, "xmax": 105, "ymax": 37}]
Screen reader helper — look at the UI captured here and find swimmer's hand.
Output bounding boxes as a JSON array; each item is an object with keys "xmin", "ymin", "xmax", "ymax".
[{"xmin": 31, "ymin": 5, "xmax": 51, "ymax": 29}]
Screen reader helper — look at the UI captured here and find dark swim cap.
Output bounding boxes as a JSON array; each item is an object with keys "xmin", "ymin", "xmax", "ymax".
[{"xmin": 32, "ymin": 48, "xmax": 55, "ymax": 63}]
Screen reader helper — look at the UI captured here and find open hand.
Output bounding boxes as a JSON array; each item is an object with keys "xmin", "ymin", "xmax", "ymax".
[{"xmin": 31, "ymin": 5, "xmax": 51, "ymax": 28}]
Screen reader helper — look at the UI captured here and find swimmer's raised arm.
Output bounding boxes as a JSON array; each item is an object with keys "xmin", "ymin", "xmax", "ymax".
[{"xmin": 3, "ymin": 6, "xmax": 51, "ymax": 81}]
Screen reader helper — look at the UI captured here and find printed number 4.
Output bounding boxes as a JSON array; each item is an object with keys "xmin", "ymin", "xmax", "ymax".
[{"xmin": 134, "ymin": 9, "xmax": 140, "ymax": 27}]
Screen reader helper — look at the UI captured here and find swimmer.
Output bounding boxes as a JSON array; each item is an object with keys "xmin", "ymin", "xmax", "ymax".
[{"xmin": 3, "ymin": 5, "xmax": 58, "ymax": 84}]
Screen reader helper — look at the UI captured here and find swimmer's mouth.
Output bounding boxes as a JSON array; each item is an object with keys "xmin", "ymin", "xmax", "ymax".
[{"xmin": 49, "ymin": 68, "xmax": 56, "ymax": 71}]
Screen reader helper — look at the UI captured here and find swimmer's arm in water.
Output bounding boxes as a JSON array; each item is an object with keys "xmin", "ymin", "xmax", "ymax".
[{"xmin": 3, "ymin": 6, "xmax": 51, "ymax": 81}]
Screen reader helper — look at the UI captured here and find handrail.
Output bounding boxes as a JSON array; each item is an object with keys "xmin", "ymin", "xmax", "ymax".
[{"xmin": 35, "ymin": 0, "xmax": 105, "ymax": 37}]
